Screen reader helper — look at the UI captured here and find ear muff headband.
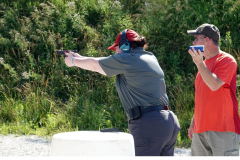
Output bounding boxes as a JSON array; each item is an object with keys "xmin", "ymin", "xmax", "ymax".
[
  {"xmin": 121, "ymin": 29, "xmax": 127, "ymax": 41},
  {"xmin": 119, "ymin": 29, "xmax": 130, "ymax": 52}
]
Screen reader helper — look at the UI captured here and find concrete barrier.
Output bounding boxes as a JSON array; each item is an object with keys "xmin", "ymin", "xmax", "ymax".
[{"xmin": 50, "ymin": 131, "xmax": 135, "ymax": 156}]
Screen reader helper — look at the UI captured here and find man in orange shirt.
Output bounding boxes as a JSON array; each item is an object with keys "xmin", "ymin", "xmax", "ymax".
[{"xmin": 187, "ymin": 23, "xmax": 240, "ymax": 156}]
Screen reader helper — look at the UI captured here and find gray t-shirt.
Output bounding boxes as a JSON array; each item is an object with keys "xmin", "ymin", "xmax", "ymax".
[{"xmin": 99, "ymin": 47, "xmax": 169, "ymax": 119}]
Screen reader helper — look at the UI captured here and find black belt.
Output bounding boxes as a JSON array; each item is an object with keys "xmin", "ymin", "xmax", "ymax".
[
  {"xmin": 142, "ymin": 105, "xmax": 169, "ymax": 113},
  {"xmin": 129, "ymin": 105, "xmax": 169, "ymax": 120}
]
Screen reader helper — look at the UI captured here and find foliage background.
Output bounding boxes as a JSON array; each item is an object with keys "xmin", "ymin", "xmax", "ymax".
[{"xmin": 0, "ymin": 0, "xmax": 240, "ymax": 147}]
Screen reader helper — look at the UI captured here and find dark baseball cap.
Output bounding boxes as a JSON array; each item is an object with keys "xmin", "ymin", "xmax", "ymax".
[{"xmin": 187, "ymin": 23, "xmax": 220, "ymax": 42}]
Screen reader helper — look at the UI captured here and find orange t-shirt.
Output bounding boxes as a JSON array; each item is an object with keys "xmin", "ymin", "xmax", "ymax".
[{"xmin": 194, "ymin": 52, "xmax": 240, "ymax": 134}]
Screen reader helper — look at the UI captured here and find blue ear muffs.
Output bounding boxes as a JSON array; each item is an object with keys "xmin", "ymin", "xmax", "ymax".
[{"xmin": 119, "ymin": 29, "xmax": 130, "ymax": 52}]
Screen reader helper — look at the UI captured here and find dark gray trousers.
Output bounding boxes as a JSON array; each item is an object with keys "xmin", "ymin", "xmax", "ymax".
[{"xmin": 128, "ymin": 110, "xmax": 180, "ymax": 156}]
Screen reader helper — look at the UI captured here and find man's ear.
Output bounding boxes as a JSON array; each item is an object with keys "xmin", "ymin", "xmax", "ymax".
[{"xmin": 205, "ymin": 37, "xmax": 210, "ymax": 42}]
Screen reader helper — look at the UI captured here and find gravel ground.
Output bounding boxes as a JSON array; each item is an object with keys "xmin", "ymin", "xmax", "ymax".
[
  {"xmin": 0, "ymin": 134, "xmax": 51, "ymax": 156},
  {"xmin": 1, "ymin": 134, "xmax": 239, "ymax": 157},
  {"xmin": 0, "ymin": 134, "xmax": 239, "ymax": 157},
  {"xmin": 0, "ymin": 134, "xmax": 191, "ymax": 156}
]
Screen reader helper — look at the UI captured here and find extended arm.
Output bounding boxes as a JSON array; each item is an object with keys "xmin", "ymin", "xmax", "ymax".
[{"xmin": 64, "ymin": 52, "xmax": 106, "ymax": 75}]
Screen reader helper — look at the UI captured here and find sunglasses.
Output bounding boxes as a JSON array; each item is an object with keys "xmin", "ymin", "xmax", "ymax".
[{"xmin": 193, "ymin": 36, "xmax": 206, "ymax": 42}]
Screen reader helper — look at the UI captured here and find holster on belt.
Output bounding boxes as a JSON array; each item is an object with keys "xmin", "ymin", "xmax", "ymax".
[
  {"xmin": 129, "ymin": 106, "xmax": 142, "ymax": 120},
  {"xmin": 129, "ymin": 105, "xmax": 169, "ymax": 120}
]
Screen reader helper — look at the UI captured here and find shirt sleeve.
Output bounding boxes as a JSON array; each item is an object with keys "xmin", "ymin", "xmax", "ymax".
[
  {"xmin": 213, "ymin": 56, "xmax": 237, "ymax": 86},
  {"xmin": 98, "ymin": 54, "xmax": 128, "ymax": 77}
]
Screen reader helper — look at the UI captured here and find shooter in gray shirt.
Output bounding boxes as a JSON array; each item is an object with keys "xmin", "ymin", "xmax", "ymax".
[{"xmin": 64, "ymin": 29, "xmax": 180, "ymax": 156}]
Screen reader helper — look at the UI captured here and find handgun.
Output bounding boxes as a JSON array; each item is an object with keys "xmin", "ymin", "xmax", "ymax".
[
  {"xmin": 56, "ymin": 50, "xmax": 78, "ymax": 55},
  {"xmin": 100, "ymin": 128, "xmax": 118, "ymax": 132}
]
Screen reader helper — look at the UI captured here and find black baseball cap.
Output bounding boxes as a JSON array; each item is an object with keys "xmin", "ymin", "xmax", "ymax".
[{"xmin": 187, "ymin": 23, "xmax": 220, "ymax": 42}]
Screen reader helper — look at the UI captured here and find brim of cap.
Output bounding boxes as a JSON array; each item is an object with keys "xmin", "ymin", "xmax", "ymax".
[
  {"xmin": 108, "ymin": 43, "xmax": 117, "ymax": 51},
  {"xmin": 187, "ymin": 30, "xmax": 201, "ymax": 35}
]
